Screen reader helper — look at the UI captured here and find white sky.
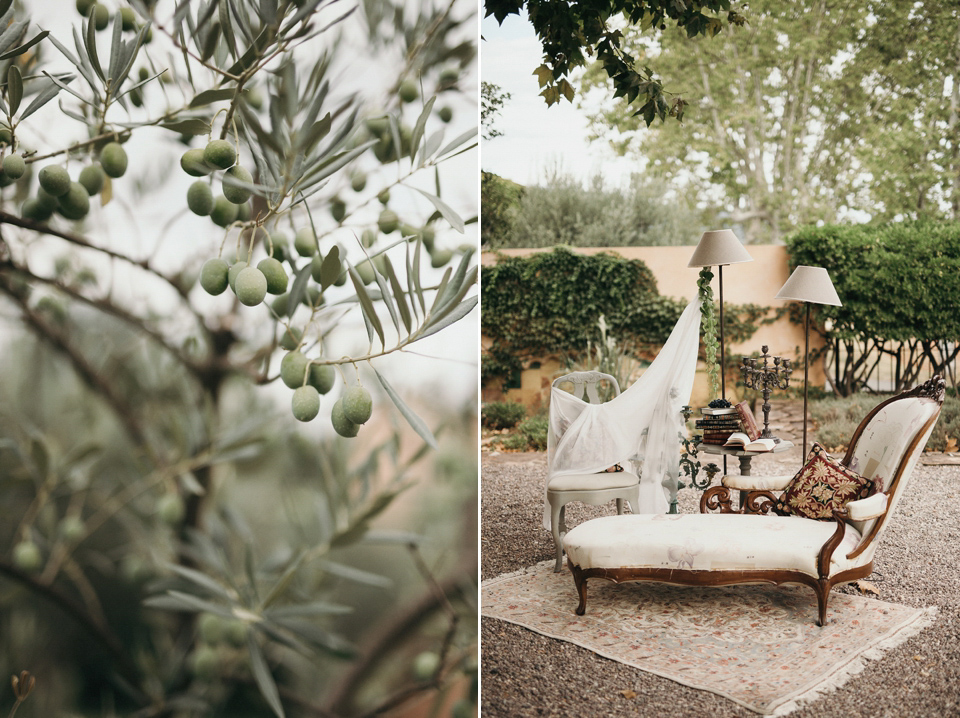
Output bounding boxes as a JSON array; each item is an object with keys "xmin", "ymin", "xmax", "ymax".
[{"xmin": 481, "ymin": 12, "xmax": 637, "ymax": 188}]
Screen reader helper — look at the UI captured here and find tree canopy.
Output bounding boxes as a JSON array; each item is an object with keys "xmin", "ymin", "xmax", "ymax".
[
  {"xmin": 483, "ymin": 170, "xmax": 705, "ymax": 249},
  {"xmin": 484, "ymin": 0, "xmax": 745, "ymax": 120},
  {"xmin": 580, "ymin": 0, "xmax": 960, "ymax": 242}
]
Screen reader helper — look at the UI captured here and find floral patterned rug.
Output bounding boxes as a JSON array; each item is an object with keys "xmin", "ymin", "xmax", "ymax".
[{"xmin": 481, "ymin": 561, "xmax": 936, "ymax": 716}]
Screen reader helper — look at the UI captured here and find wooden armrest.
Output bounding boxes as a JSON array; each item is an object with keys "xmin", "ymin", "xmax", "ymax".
[
  {"xmin": 844, "ymin": 492, "xmax": 887, "ymax": 521},
  {"xmin": 721, "ymin": 474, "xmax": 793, "ymax": 492}
]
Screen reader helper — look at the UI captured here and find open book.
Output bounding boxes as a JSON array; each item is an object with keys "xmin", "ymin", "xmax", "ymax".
[{"xmin": 723, "ymin": 433, "xmax": 777, "ymax": 452}]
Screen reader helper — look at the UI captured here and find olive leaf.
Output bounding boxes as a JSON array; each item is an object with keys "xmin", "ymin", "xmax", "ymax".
[
  {"xmin": 411, "ymin": 186, "xmax": 464, "ymax": 233},
  {"xmin": 374, "ymin": 368, "xmax": 438, "ymax": 449},
  {"xmin": 6, "ymin": 65, "xmax": 21, "ymax": 115},
  {"xmin": 247, "ymin": 635, "xmax": 285, "ymax": 718}
]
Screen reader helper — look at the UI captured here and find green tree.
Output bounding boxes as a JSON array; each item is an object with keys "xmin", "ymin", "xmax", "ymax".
[
  {"xmin": 582, "ymin": 0, "xmax": 870, "ymax": 243},
  {"xmin": 483, "ymin": 0, "xmax": 746, "ymax": 118},
  {"xmin": 481, "ymin": 80, "xmax": 510, "ymax": 140},
  {"xmin": 492, "ymin": 170, "xmax": 704, "ymax": 249},
  {"xmin": 581, "ymin": 0, "xmax": 960, "ymax": 241},
  {"xmin": 833, "ymin": 0, "xmax": 960, "ymax": 222},
  {"xmin": 480, "ymin": 170, "xmax": 523, "ymax": 247},
  {"xmin": 0, "ymin": 1, "xmax": 477, "ymax": 715}
]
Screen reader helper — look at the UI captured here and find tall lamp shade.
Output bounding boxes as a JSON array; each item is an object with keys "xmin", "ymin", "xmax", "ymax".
[
  {"xmin": 687, "ymin": 229, "xmax": 753, "ymax": 269},
  {"xmin": 775, "ymin": 266, "xmax": 842, "ymax": 459},
  {"xmin": 688, "ymin": 229, "xmax": 753, "ymax": 401}
]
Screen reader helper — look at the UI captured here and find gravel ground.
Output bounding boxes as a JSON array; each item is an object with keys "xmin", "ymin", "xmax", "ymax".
[{"xmin": 480, "ymin": 449, "xmax": 960, "ymax": 717}]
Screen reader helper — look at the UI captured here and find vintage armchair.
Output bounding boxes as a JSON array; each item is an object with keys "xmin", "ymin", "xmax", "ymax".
[
  {"xmin": 561, "ymin": 376, "xmax": 945, "ymax": 625},
  {"xmin": 547, "ymin": 371, "xmax": 640, "ymax": 572}
]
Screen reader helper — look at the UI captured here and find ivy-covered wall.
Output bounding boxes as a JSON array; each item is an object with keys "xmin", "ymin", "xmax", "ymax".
[{"xmin": 481, "ymin": 246, "xmax": 784, "ymax": 399}]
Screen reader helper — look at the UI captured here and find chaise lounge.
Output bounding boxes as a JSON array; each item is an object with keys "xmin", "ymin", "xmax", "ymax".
[{"xmin": 561, "ymin": 376, "xmax": 945, "ymax": 625}]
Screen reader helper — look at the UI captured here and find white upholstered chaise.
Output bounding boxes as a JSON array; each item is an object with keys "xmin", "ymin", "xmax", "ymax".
[{"xmin": 561, "ymin": 376, "xmax": 945, "ymax": 625}]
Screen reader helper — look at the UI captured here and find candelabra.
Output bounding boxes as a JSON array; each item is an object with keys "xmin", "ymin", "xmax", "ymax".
[{"xmin": 740, "ymin": 346, "xmax": 792, "ymax": 440}]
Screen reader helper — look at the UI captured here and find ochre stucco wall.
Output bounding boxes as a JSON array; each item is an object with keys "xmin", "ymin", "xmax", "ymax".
[{"xmin": 482, "ymin": 245, "xmax": 825, "ymax": 408}]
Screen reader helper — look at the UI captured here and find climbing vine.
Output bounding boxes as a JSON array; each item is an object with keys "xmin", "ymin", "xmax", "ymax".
[
  {"xmin": 698, "ymin": 267, "xmax": 720, "ymax": 397},
  {"xmin": 481, "ymin": 248, "xmax": 770, "ymax": 390}
]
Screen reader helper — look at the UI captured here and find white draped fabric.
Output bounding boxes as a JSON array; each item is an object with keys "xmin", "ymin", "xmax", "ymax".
[{"xmin": 545, "ymin": 299, "xmax": 702, "ymax": 526}]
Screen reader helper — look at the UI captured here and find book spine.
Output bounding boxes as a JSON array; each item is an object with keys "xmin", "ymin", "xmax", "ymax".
[{"xmin": 736, "ymin": 401, "xmax": 762, "ymax": 442}]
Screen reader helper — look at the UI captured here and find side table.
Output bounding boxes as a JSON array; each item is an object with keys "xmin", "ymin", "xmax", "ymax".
[
  {"xmin": 699, "ymin": 439, "xmax": 795, "ymax": 476},
  {"xmin": 699, "ymin": 440, "xmax": 795, "ymax": 508}
]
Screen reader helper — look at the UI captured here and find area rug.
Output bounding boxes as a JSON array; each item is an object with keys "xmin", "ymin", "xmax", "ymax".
[{"xmin": 481, "ymin": 561, "xmax": 937, "ymax": 716}]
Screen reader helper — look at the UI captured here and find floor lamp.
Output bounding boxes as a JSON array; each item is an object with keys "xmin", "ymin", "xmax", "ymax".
[
  {"xmin": 688, "ymin": 230, "xmax": 753, "ymax": 401},
  {"xmin": 775, "ymin": 266, "xmax": 842, "ymax": 459},
  {"xmin": 688, "ymin": 230, "xmax": 753, "ymax": 476}
]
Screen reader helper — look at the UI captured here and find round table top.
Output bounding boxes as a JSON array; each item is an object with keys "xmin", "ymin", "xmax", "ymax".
[{"xmin": 699, "ymin": 439, "xmax": 795, "ymax": 457}]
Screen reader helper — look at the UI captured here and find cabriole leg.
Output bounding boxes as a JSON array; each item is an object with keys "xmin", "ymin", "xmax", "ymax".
[
  {"xmin": 816, "ymin": 580, "xmax": 830, "ymax": 626},
  {"xmin": 573, "ymin": 568, "xmax": 588, "ymax": 615}
]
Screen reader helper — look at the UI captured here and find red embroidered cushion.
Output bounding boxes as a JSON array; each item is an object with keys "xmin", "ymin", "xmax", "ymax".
[{"xmin": 776, "ymin": 443, "xmax": 878, "ymax": 520}]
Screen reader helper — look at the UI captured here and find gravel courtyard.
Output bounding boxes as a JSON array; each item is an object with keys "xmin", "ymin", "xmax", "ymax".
[{"xmin": 480, "ymin": 445, "xmax": 960, "ymax": 717}]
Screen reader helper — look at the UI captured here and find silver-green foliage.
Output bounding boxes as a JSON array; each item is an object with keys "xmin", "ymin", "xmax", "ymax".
[
  {"xmin": 493, "ymin": 170, "xmax": 704, "ymax": 249},
  {"xmin": 0, "ymin": 0, "xmax": 477, "ymax": 716}
]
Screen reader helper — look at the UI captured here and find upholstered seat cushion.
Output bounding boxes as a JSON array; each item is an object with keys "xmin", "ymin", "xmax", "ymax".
[
  {"xmin": 547, "ymin": 470, "xmax": 639, "ymax": 492},
  {"xmin": 562, "ymin": 513, "xmax": 863, "ymax": 579},
  {"xmin": 721, "ymin": 474, "xmax": 793, "ymax": 491}
]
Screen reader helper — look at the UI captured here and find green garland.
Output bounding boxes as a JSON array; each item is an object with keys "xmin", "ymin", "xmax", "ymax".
[{"xmin": 697, "ymin": 267, "xmax": 720, "ymax": 398}]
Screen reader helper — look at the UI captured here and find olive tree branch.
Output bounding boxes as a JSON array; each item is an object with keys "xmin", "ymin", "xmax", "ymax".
[
  {"xmin": 0, "ymin": 560, "xmax": 146, "ymax": 698},
  {"xmin": 0, "ymin": 211, "xmax": 190, "ymax": 299},
  {"xmin": 152, "ymin": 21, "xmax": 242, "ymax": 82},
  {"xmin": 0, "ymin": 280, "xmax": 151, "ymax": 451},
  {"xmin": 5, "ymin": 261, "xmax": 206, "ymax": 379},
  {"xmin": 25, "ymin": 128, "xmax": 133, "ymax": 164}
]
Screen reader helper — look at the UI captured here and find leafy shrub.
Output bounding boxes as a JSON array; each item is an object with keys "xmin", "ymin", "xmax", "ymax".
[
  {"xmin": 787, "ymin": 221, "xmax": 960, "ymax": 395},
  {"xmin": 810, "ymin": 392, "xmax": 960, "ymax": 452},
  {"xmin": 517, "ymin": 415, "xmax": 549, "ymax": 451},
  {"xmin": 482, "ymin": 401, "xmax": 528, "ymax": 430},
  {"xmin": 499, "ymin": 433, "xmax": 531, "ymax": 451},
  {"xmin": 494, "ymin": 414, "xmax": 549, "ymax": 451},
  {"xmin": 482, "ymin": 247, "xmax": 665, "ymax": 363}
]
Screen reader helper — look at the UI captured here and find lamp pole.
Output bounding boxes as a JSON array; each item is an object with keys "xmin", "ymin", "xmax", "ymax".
[
  {"xmin": 774, "ymin": 265, "xmax": 841, "ymax": 464},
  {"xmin": 719, "ymin": 264, "xmax": 726, "ymax": 400},
  {"xmin": 802, "ymin": 302, "xmax": 810, "ymax": 458}
]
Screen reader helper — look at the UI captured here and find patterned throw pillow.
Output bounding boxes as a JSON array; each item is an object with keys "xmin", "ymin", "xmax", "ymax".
[{"xmin": 776, "ymin": 443, "xmax": 877, "ymax": 520}]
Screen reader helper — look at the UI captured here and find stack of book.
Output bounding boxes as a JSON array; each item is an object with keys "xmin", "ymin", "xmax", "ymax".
[{"xmin": 695, "ymin": 407, "xmax": 742, "ymax": 445}]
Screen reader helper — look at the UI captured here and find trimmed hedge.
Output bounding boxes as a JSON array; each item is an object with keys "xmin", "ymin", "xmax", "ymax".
[
  {"xmin": 787, "ymin": 221, "xmax": 960, "ymax": 394},
  {"xmin": 787, "ymin": 221, "xmax": 960, "ymax": 343}
]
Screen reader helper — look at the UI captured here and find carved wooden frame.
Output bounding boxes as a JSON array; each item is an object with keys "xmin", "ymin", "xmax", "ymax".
[
  {"xmin": 568, "ymin": 376, "xmax": 946, "ymax": 626},
  {"xmin": 570, "ymin": 509, "xmax": 869, "ymax": 626}
]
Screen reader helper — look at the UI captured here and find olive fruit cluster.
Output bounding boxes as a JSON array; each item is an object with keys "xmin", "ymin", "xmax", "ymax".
[
  {"xmin": 20, "ymin": 142, "xmax": 124, "ymax": 222},
  {"xmin": 181, "ymin": 140, "xmax": 254, "ymax": 227},
  {"xmin": 76, "ymin": 0, "xmax": 151, "ymax": 38},
  {"xmin": 331, "ymin": 385, "xmax": 373, "ymax": 436},
  {"xmin": 190, "ymin": 612, "xmax": 248, "ymax": 682},
  {"xmin": 199, "ymin": 246, "xmax": 288, "ymax": 309}
]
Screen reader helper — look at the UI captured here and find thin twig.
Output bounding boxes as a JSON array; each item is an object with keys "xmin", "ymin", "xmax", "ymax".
[
  {"xmin": 0, "ymin": 284, "xmax": 151, "ymax": 450},
  {"xmin": 0, "ymin": 561, "xmax": 140, "ymax": 689},
  {"xmin": 0, "ymin": 211, "xmax": 185, "ymax": 297}
]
